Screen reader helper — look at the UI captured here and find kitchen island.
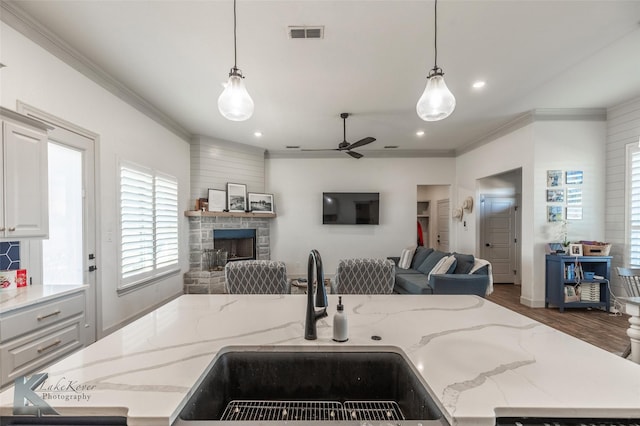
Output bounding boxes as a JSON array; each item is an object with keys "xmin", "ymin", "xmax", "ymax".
[{"xmin": 1, "ymin": 294, "xmax": 639, "ymax": 425}]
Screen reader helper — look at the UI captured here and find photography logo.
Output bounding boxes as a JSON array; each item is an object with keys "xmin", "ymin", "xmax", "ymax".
[{"xmin": 13, "ymin": 373, "xmax": 59, "ymax": 415}]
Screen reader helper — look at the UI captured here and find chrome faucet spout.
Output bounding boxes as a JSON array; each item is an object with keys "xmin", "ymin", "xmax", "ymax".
[{"xmin": 305, "ymin": 249, "xmax": 328, "ymax": 340}]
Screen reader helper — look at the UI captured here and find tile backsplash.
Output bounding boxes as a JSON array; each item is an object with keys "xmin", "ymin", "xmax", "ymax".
[{"xmin": 0, "ymin": 241, "xmax": 20, "ymax": 270}]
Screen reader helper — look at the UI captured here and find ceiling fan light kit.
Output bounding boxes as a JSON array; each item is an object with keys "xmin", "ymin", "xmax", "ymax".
[
  {"xmin": 416, "ymin": 0, "xmax": 456, "ymax": 122},
  {"xmin": 218, "ymin": 0, "xmax": 254, "ymax": 121}
]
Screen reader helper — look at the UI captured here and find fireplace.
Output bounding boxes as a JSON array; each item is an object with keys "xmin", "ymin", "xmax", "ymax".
[
  {"xmin": 185, "ymin": 215, "xmax": 271, "ymax": 294},
  {"xmin": 213, "ymin": 229, "xmax": 256, "ymax": 262}
]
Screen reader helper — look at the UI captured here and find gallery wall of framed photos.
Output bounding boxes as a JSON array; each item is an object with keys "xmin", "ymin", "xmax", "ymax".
[{"xmin": 546, "ymin": 169, "xmax": 583, "ymax": 223}]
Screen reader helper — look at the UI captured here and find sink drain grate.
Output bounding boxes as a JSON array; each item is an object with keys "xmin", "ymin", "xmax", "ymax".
[
  {"xmin": 221, "ymin": 400, "xmax": 404, "ymax": 422},
  {"xmin": 344, "ymin": 401, "xmax": 404, "ymax": 421}
]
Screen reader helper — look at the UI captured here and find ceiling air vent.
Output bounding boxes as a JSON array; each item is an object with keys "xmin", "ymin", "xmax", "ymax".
[{"xmin": 288, "ymin": 26, "xmax": 324, "ymax": 39}]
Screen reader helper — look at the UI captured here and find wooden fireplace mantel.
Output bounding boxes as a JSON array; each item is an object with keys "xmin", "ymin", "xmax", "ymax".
[{"xmin": 184, "ymin": 211, "xmax": 276, "ymax": 218}]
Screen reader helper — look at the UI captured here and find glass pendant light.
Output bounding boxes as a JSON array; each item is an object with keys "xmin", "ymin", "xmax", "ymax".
[
  {"xmin": 416, "ymin": 0, "xmax": 455, "ymax": 122},
  {"xmin": 218, "ymin": 0, "xmax": 254, "ymax": 121}
]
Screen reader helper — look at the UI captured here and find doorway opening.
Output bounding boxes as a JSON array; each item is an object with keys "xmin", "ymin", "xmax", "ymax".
[
  {"xmin": 19, "ymin": 102, "xmax": 98, "ymax": 344},
  {"xmin": 478, "ymin": 169, "xmax": 522, "ymax": 289},
  {"xmin": 417, "ymin": 185, "xmax": 450, "ymax": 251}
]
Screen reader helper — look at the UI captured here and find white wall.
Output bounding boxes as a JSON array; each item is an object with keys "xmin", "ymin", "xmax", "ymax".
[
  {"xmin": 455, "ymin": 119, "xmax": 606, "ymax": 307},
  {"xmin": 605, "ymin": 96, "xmax": 640, "ymax": 295},
  {"xmin": 0, "ymin": 23, "xmax": 191, "ymax": 336},
  {"xmin": 190, "ymin": 135, "xmax": 265, "ymax": 205},
  {"xmin": 266, "ymin": 157, "xmax": 455, "ymax": 277}
]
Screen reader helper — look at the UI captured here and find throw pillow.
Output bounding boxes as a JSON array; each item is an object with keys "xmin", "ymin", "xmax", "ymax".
[
  {"xmin": 471, "ymin": 264, "xmax": 489, "ymax": 276},
  {"xmin": 427, "ymin": 255, "xmax": 458, "ymax": 281},
  {"xmin": 416, "ymin": 250, "xmax": 448, "ymax": 275},
  {"xmin": 452, "ymin": 252, "xmax": 475, "ymax": 274},
  {"xmin": 411, "ymin": 247, "xmax": 434, "ymax": 269},
  {"xmin": 398, "ymin": 246, "xmax": 417, "ymax": 269}
]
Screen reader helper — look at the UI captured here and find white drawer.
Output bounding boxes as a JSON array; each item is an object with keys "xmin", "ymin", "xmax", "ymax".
[
  {"xmin": 0, "ymin": 292, "xmax": 84, "ymax": 341},
  {"xmin": 0, "ymin": 316, "xmax": 83, "ymax": 387}
]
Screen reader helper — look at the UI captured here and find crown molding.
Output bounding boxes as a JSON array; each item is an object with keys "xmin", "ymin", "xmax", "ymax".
[
  {"xmin": 265, "ymin": 149, "xmax": 455, "ymax": 159},
  {"xmin": 532, "ymin": 108, "xmax": 607, "ymax": 121},
  {"xmin": 456, "ymin": 108, "xmax": 608, "ymax": 156},
  {"xmin": 1, "ymin": 1, "xmax": 192, "ymax": 142},
  {"xmin": 456, "ymin": 112, "xmax": 534, "ymax": 156}
]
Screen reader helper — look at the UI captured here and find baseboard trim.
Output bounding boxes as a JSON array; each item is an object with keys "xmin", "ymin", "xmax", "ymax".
[
  {"xmin": 99, "ymin": 291, "xmax": 183, "ymax": 339},
  {"xmin": 519, "ymin": 295, "xmax": 546, "ymax": 308}
]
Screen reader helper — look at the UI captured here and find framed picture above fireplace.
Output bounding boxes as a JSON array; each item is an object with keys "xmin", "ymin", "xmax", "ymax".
[
  {"xmin": 207, "ymin": 188, "xmax": 226, "ymax": 212},
  {"xmin": 227, "ymin": 183, "xmax": 247, "ymax": 212},
  {"xmin": 249, "ymin": 193, "xmax": 274, "ymax": 213}
]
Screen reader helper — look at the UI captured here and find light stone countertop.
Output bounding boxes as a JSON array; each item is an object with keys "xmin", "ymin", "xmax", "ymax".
[
  {"xmin": 1, "ymin": 294, "xmax": 640, "ymax": 425},
  {"xmin": 0, "ymin": 284, "xmax": 87, "ymax": 313}
]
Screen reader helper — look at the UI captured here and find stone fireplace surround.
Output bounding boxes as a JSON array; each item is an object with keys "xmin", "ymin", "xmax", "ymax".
[{"xmin": 184, "ymin": 214, "xmax": 272, "ymax": 294}]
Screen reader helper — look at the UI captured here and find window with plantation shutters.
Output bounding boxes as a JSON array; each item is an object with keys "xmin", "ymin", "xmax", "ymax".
[
  {"xmin": 119, "ymin": 162, "xmax": 179, "ymax": 289},
  {"xmin": 628, "ymin": 146, "xmax": 640, "ymax": 266}
]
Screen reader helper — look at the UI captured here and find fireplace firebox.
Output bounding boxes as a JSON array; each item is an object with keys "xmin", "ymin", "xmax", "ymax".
[{"xmin": 213, "ymin": 229, "xmax": 256, "ymax": 262}]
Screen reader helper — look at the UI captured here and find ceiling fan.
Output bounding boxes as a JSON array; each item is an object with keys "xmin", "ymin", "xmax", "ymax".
[{"xmin": 302, "ymin": 113, "xmax": 376, "ymax": 159}]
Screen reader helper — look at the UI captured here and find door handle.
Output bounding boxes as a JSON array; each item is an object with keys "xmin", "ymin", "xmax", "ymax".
[
  {"xmin": 89, "ymin": 265, "xmax": 97, "ymax": 272},
  {"xmin": 485, "ymin": 243, "xmax": 492, "ymax": 247}
]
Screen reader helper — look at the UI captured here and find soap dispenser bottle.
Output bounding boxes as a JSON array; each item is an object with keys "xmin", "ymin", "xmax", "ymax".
[{"xmin": 332, "ymin": 296, "xmax": 348, "ymax": 342}]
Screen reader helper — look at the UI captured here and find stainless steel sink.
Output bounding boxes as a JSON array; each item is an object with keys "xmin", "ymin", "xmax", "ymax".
[{"xmin": 174, "ymin": 346, "xmax": 448, "ymax": 425}]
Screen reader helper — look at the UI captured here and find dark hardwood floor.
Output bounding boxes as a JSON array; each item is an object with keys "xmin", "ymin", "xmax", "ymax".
[{"xmin": 486, "ymin": 283, "xmax": 630, "ymax": 356}]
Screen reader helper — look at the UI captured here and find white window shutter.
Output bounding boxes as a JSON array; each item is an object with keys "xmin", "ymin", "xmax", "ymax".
[
  {"xmin": 119, "ymin": 163, "xmax": 179, "ymax": 287},
  {"xmin": 629, "ymin": 149, "xmax": 640, "ymax": 266}
]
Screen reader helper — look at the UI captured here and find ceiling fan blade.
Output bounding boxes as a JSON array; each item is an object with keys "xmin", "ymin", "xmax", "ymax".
[
  {"xmin": 348, "ymin": 137, "xmax": 376, "ymax": 150},
  {"xmin": 346, "ymin": 151, "xmax": 363, "ymax": 159}
]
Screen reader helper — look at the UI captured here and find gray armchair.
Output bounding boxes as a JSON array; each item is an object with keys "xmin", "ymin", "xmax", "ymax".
[
  {"xmin": 224, "ymin": 260, "xmax": 290, "ymax": 294},
  {"xmin": 332, "ymin": 258, "xmax": 395, "ymax": 294}
]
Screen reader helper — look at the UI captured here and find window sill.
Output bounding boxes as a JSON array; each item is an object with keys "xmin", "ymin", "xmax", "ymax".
[{"xmin": 117, "ymin": 268, "xmax": 181, "ymax": 296}]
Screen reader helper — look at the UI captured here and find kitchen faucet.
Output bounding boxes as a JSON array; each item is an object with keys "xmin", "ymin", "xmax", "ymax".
[{"xmin": 305, "ymin": 249, "xmax": 328, "ymax": 340}]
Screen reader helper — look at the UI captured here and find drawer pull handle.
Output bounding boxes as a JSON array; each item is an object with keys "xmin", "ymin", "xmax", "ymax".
[
  {"xmin": 8, "ymin": 227, "xmax": 16, "ymax": 232},
  {"xmin": 37, "ymin": 310, "xmax": 61, "ymax": 321},
  {"xmin": 38, "ymin": 339, "xmax": 62, "ymax": 353}
]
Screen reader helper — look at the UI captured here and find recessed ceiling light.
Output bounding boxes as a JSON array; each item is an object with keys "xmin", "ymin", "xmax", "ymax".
[
  {"xmin": 254, "ymin": 131, "xmax": 262, "ymax": 137},
  {"xmin": 416, "ymin": 130, "xmax": 425, "ymax": 136},
  {"xmin": 472, "ymin": 81, "xmax": 486, "ymax": 89}
]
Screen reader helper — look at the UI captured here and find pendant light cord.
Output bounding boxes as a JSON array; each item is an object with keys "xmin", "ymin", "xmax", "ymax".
[
  {"xmin": 433, "ymin": 0, "xmax": 438, "ymax": 70},
  {"xmin": 233, "ymin": 0, "xmax": 238, "ymax": 69}
]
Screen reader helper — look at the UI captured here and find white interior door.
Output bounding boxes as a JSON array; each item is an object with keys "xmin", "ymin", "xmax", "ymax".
[
  {"xmin": 436, "ymin": 199, "xmax": 450, "ymax": 252},
  {"xmin": 19, "ymin": 104, "xmax": 98, "ymax": 344},
  {"xmin": 481, "ymin": 196, "xmax": 518, "ymax": 284}
]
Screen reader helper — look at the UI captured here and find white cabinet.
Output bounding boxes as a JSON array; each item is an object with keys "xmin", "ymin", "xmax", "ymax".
[
  {"xmin": 1, "ymin": 107, "xmax": 50, "ymax": 239},
  {"xmin": 0, "ymin": 289, "xmax": 86, "ymax": 389}
]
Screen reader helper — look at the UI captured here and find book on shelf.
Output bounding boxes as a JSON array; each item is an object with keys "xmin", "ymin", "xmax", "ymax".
[{"xmin": 564, "ymin": 262, "xmax": 584, "ymax": 280}]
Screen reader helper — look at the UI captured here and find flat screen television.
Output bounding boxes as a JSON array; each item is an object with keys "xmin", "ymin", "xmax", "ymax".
[{"xmin": 322, "ymin": 192, "xmax": 380, "ymax": 225}]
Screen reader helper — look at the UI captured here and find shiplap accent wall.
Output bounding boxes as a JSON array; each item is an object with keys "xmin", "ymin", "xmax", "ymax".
[
  {"xmin": 190, "ymin": 135, "xmax": 266, "ymax": 205},
  {"xmin": 605, "ymin": 96, "xmax": 640, "ymax": 295}
]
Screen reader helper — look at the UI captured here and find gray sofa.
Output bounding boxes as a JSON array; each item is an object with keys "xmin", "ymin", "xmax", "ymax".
[{"xmin": 389, "ymin": 247, "xmax": 492, "ymax": 297}]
